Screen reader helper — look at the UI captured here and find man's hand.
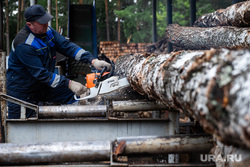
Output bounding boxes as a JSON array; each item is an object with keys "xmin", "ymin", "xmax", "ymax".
[
  {"xmin": 92, "ymin": 59, "xmax": 111, "ymax": 71},
  {"xmin": 68, "ymin": 80, "xmax": 87, "ymax": 96}
]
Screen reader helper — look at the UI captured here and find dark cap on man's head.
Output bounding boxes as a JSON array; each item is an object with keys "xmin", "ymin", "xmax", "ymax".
[{"xmin": 24, "ymin": 5, "xmax": 53, "ymax": 24}]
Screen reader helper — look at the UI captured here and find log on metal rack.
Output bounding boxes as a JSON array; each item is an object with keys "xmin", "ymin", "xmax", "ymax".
[
  {"xmin": 115, "ymin": 48, "xmax": 250, "ymax": 149},
  {"xmin": 194, "ymin": 1, "xmax": 250, "ymax": 27}
]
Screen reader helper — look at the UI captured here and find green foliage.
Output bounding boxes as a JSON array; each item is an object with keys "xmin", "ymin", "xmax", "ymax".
[
  {"xmin": 172, "ymin": 0, "xmax": 190, "ymax": 26},
  {"xmin": 115, "ymin": 0, "xmax": 153, "ymax": 43},
  {"xmin": 196, "ymin": 0, "xmax": 215, "ymax": 18},
  {"xmin": 3, "ymin": 0, "xmax": 241, "ymax": 52},
  {"xmin": 156, "ymin": 2, "xmax": 167, "ymax": 40}
]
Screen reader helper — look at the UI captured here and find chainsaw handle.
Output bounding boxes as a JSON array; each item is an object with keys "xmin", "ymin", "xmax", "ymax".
[
  {"xmin": 96, "ymin": 61, "xmax": 115, "ymax": 88},
  {"xmin": 107, "ymin": 61, "xmax": 115, "ymax": 78},
  {"xmin": 99, "ymin": 66, "xmax": 107, "ymax": 77},
  {"xmin": 95, "ymin": 67, "xmax": 107, "ymax": 88}
]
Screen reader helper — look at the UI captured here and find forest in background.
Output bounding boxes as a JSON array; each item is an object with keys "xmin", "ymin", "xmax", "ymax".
[{"xmin": 2, "ymin": 0, "xmax": 245, "ymax": 54}]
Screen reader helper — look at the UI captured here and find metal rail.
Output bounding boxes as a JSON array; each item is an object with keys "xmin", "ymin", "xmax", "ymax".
[
  {"xmin": 39, "ymin": 105, "xmax": 107, "ymax": 118},
  {"xmin": 112, "ymin": 100, "xmax": 167, "ymax": 112},
  {"xmin": 0, "ymin": 135, "xmax": 214, "ymax": 165},
  {"xmin": 115, "ymin": 135, "xmax": 213, "ymax": 155},
  {"xmin": 0, "ymin": 140, "xmax": 111, "ymax": 165},
  {"xmin": 0, "ymin": 93, "xmax": 39, "ymax": 119},
  {"xmin": 0, "ymin": 93, "xmax": 168, "ymax": 119}
]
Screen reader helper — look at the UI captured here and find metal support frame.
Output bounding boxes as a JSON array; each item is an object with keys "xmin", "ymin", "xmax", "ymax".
[
  {"xmin": 152, "ymin": 0, "xmax": 157, "ymax": 43},
  {"xmin": 168, "ymin": 109, "xmax": 180, "ymax": 163},
  {"xmin": 190, "ymin": 0, "xmax": 196, "ymax": 26},
  {"xmin": 1, "ymin": 92, "xmax": 168, "ymax": 121},
  {"xmin": 1, "ymin": 94, "xmax": 170, "ymax": 144},
  {"xmin": 167, "ymin": 0, "xmax": 173, "ymax": 53},
  {"xmin": 0, "ymin": 94, "xmax": 215, "ymax": 166},
  {"xmin": 92, "ymin": 0, "xmax": 98, "ymax": 58},
  {"xmin": 0, "ymin": 94, "xmax": 39, "ymax": 120},
  {"xmin": 0, "ymin": 135, "xmax": 213, "ymax": 166},
  {"xmin": 67, "ymin": 0, "xmax": 71, "ymax": 38}
]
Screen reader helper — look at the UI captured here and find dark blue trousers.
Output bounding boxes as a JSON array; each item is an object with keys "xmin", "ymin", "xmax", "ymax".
[{"xmin": 7, "ymin": 86, "xmax": 76, "ymax": 119}]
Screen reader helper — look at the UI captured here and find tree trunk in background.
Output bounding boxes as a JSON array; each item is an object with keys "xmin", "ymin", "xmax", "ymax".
[
  {"xmin": 194, "ymin": 1, "xmax": 250, "ymax": 27},
  {"xmin": 105, "ymin": 0, "xmax": 110, "ymax": 41},
  {"xmin": 55, "ymin": 0, "xmax": 58, "ymax": 31},
  {"xmin": 5, "ymin": 0, "xmax": 10, "ymax": 55},
  {"xmin": 115, "ymin": 48, "xmax": 250, "ymax": 149},
  {"xmin": 117, "ymin": 0, "xmax": 121, "ymax": 42},
  {"xmin": 30, "ymin": 0, "xmax": 35, "ymax": 6},
  {"xmin": 0, "ymin": 0, "xmax": 3, "ymax": 50},
  {"xmin": 21, "ymin": 0, "xmax": 25, "ymax": 28},
  {"xmin": 17, "ymin": 0, "xmax": 21, "ymax": 33},
  {"xmin": 165, "ymin": 24, "xmax": 250, "ymax": 50}
]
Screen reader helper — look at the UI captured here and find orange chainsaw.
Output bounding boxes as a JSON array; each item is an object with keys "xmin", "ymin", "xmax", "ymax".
[{"xmin": 74, "ymin": 61, "xmax": 130, "ymax": 100}]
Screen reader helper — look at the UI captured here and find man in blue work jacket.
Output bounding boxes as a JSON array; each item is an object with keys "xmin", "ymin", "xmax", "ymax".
[{"xmin": 7, "ymin": 4, "xmax": 111, "ymax": 119}]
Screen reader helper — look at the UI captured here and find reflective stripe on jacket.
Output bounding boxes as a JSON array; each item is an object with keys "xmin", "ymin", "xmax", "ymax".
[{"xmin": 7, "ymin": 25, "xmax": 94, "ymax": 94}]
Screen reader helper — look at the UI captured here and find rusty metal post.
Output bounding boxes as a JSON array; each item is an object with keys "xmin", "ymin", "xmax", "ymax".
[
  {"xmin": 0, "ymin": 51, "xmax": 6, "ymax": 94},
  {"xmin": 0, "ymin": 51, "xmax": 6, "ymax": 143},
  {"xmin": 0, "ymin": 140, "xmax": 111, "ymax": 165}
]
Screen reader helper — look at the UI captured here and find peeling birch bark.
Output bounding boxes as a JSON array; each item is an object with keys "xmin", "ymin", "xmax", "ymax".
[
  {"xmin": 115, "ymin": 48, "xmax": 250, "ymax": 149},
  {"xmin": 165, "ymin": 24, "xmax": 250, "ymax": 50},
  {"xmin": 213, "ymin": 140, "xmax": 250, "ymax": 167},
  {"xmin": 194, "ymin": 1, "xmax": 250, "ymax": 27}
]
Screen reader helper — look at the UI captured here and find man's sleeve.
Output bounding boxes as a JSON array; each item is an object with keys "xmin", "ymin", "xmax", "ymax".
[
  {"xmin": 15, "ymin": 44, "xmax": 70, "ymax": 88},
  {"xmin": 52, "ymin": 28, "xmax": 95, "ymax": 64}
]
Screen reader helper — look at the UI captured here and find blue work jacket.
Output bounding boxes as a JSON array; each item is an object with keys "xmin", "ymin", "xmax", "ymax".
[{"xmin": 7, "ymin": 25, "xmax": 94, "ymax": 95}]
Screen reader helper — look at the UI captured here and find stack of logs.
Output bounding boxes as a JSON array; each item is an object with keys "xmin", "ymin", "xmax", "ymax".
[
  {"xmin": 115, "ymin": 1, "xmax": 250, "ymax": 166},
  {"xmin": 148, "ymin": 1, "xmax": 250, "ymax": 53},
  {"xmin": 99, "ymin": 41, "xmax": 148, "ymax": 62}
]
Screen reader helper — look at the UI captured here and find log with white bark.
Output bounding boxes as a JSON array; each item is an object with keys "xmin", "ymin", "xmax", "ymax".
[
  {"xmin": 194, "ymin": 1, "xmax": 250, "ymax": 27},
  {"xmin": 165, "ymin": 24, "xmax": 250, "ymax": 50},
  {"xmin": 115, "ymin": 48, "xmax": 250, "ymax": 149}
]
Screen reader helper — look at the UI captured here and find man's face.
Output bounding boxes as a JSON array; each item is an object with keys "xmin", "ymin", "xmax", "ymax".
[{"xmin": 27, "ymin": 21, "xmax": 48, "ymax": 34}]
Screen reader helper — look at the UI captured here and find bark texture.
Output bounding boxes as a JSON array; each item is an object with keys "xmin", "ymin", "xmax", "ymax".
[
  {"xmin": 115, "ymin": 48, "xmax": 250, "ymax": 149},
  {"xmin": 165, "ymin": 24, "xmax": 250, "ymax": 50},
  {"xmin": 213, "ymin": 140, "xmax": 250, "ymax": 167},
  {"xmin": 194, "ymin": 1, "xmax": 250, "ymax": 27}
]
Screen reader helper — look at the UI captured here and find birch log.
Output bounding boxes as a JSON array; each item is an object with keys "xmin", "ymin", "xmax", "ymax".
[
  {"xmin": 194, "ymin": 1, "xmax": 250, "ymax": 27},
  {"xmin": 165, "ymin": 24, "xmax": 250, "ymax": 50},
  {"xmin": 115, "ymin": 48, "xmax": 250, "ymax": 149}
]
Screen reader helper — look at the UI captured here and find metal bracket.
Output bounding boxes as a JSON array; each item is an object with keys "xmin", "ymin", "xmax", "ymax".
[{"xmin": 0, "ymin": 93, "xmax": 39, "ymax": 120}]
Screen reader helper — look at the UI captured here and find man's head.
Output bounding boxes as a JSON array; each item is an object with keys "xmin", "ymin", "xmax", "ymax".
[
  {"xmin": 25, "ymin": 5, "xmax": 53, "ymax": 34},
  {"xmin": 25, "ymin": 5, "xmax": 53, "ymax": 24}
]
